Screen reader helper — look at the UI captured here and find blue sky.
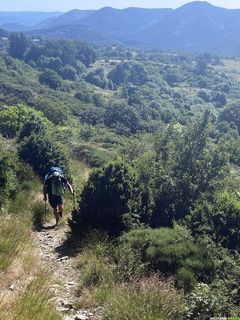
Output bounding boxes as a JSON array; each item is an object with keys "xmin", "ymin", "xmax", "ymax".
[{"xmin": 0, "ymin": 0, "xmax": 239, "ymax": 12}]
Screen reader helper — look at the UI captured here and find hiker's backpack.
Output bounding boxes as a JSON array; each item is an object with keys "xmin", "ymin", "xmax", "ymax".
[
  {"xmin": 45, "ymin": 167, "xmax": 65, "ymax": 196},
  {"xmin": 44, "ymin": 167, "xmax": 64, "ymax": 181}
]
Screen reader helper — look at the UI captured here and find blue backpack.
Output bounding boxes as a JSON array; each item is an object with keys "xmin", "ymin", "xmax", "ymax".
[
  {"xmin": 45, "ymin": 167, "xmax": 66, "ymax": 196},
  {"xmin": 44, "ymin": 167, "xmax": 64, "ymax": 181}
]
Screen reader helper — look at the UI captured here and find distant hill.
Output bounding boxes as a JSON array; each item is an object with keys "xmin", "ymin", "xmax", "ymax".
[
  {"xmin": 0, "ymin": 12, "xmax": 61, "ymax": 30},
  {"xmin": 29, "ymin": 24, "xmax": 106, "ymax": 43},
  {"xmin": 36, "ymin": 9, "xmax": 94, "ymax": 29},
  {"xmin": 3, "ymin": 2, "xmax": 240, "ymax": 54},
  {"xmin": 126, "ymin": 1, "xmax": 240, "ymax": 54}
]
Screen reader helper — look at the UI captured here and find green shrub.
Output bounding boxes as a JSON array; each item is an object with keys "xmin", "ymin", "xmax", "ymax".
[
  {"xmin": 186, "ymin": 283, "xmax": 236, "ymax": 319},
  {"xmin": 120, "ymin": 227, "xmax": 214, "ymax": 291},
  {"xmin": 19, "ymin": 132, "xmax": 70, "ymax": 179},
  {"xmin": 39, "ymin": 69, "xmax": 63, "ymax": 90},
  {"xmin": 188, "ymin": 192, "xmax": 240, "ymax": 250},
  {"xmin": 103, "ymin": 276, "xmax": 186, "ymax": 320},
  {"xmin": 70, "ymin": 161, "xmax": 141, "ymax": 237},
  {"xmin": 0, "ymin": 151, "xmax": 18, "ymax": 210},
  {"xmin": 0, "ymin": 104, "xmax": 46, "ymax": 139}
]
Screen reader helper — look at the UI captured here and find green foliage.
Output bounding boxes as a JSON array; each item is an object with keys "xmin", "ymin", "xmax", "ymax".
[
  {"xmin": 186, "ymin": 283, "xmax": 231, "ymax": 319},
  {"xmin": 0, "ymin": 154, "xmax": 17, "ymax": 209},
  {"xmin": 19, "ymin": 112, "xmax": 49, "ymax": 141},
  {"xmin": 220, "ymin": 101, "xmax": 240, "ymax": 133},
  {"xmin": 33, "ymin": 97, "xmax": 69, "ymax": 125},
  {"xmin": 120, "ymin": 227, "xmax": 214, "ymax": 291},
  {"xmin": 188, "ymin": 192, "xmax": 240, "ymax": 250},
  {"xmin": 9, "ymin": 33, "xmax": 28, "ymax": 60},
  {"xmin": 108, "ymin": 62, "xmax": 148, "ymax": 86},
  {"xmin": 104, "ymin": 103, "xmax": 141, "ymax": 135},
  {"xmin": 79, "ymin": 107, "xmax": 105, "ymax": 125},
  {"xmin": 151, "ymin": 111, "xmax": 228, "ymax": 226},
  {"xmin": 0, "ymin": 105, "xmax": 46, "ymax": 139},
  {"xmin": 60, "ymin": 64, "xmax": 78, "ymax": 80},
  {"xmin": 211, "ymin": 91, "xmax": 227, "ymax": 107},
  {"xmin": 32, "ymin": 201, "xmax": 51, "ymax": 228},
  {"xmin": 77, "ymin": 233, "xmax": 115, "ymax": 289},
  {"xmin": 39, "ymin": 69, "xmax": 63, "ymax": 90},
  {"xmin": 70, "ymin": 161, "xmax": 141, "ymax": 236},
  {"xmin": 85, "ymin": 68, "xmax": 108, "ymax": 88},
  {"xmin": 19, "ymin": 132, "xmax": 70, "ymax": 179}
]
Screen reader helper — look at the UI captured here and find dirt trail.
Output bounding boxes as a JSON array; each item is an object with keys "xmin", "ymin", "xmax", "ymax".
[{"xmin": 33, "ymin": 222, "xmax": 102, "ymax": 320}]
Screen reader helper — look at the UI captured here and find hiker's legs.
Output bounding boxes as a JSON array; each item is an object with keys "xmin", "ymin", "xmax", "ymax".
[
  {"xmin": 53, "ymin": 207, "xmax": 59, "ymax": 225},
  {"xmin": 49, "ymin": 195, "xmax": 60, "ymax": 225},
  {"xmin": 58, "ymin": 203, "xmax": 64, "ymax": 218}
]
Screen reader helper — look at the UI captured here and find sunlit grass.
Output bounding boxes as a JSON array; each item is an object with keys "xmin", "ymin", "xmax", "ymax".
[{"xmin": 0, "ymin": 216, "xmax": 30, "ymax": 271}]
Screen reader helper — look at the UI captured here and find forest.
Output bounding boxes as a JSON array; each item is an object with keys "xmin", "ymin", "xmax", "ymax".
[{"xmin": 0, "ymin": 32, "xmax": 240, "ymax": 320}]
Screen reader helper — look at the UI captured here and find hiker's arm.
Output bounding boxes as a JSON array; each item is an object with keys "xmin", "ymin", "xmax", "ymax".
[
  {"xmin": 66, "ymin": 181, "xmax": 74, "ymax": 195},
  {"xmin": 43, "ymin": 183, "xmax": 47, "ymax": 201}
]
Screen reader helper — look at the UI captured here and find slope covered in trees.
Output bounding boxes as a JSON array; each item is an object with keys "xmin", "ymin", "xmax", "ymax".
[{"xmin": 1, "ymin": 32, "xmax": 240, "ymax": 319}]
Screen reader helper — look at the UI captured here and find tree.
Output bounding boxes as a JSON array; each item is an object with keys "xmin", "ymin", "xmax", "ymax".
[
  {"xmin": 219, "ymin": 101, "xmax": 240, "ymax": 133},
  {"xmin": 104, "ymin": 103, "xmax": 141, "ymax": 135},
  {"xmin": 70, "ymin": 161, "xmax": 140, "ymax": 237},
  {"xmin": 18, "ymin": 113, "xmax": 49, "ymax": 141},
  {"xmin": 85, "ymin": 68, "xmax": 107, "ymax": 88},
  {"xmin": 150, "ymin": 111, "xmax": 228, "ymax": 227},
  {"xmin": 39, "ymin": 69, "xmax": 62, "ymax": 90},
  {"xmin": 60, "ymin": 65, "xmax": 78, "ymax": 81},
  {"xmin": 19, "ymin": 132, "xmax": 70, "ymax": 179},
  {"xmin": 211, "ymin": 91, "xmax": 227, "ymax": 107},
  {"xmin": 9, "ymin": 33, "xmax": 28, "ymax": 60},
  {"xmin": 108, "ymin": 62, "xmax": 131, "ymax": 85}
]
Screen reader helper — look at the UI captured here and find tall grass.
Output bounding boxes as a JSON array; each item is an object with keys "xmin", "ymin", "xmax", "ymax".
[
  {"xmin": 0, "ymin": 216, "xmax": 30, "ymax": 271},
  {"xmin": 13, "ymin": 271, "xmax": 61, "ymax": 320},
  {"xmin": 76, "ymin": 231, "xmax": 116, "ymax": 306},
  {"xmin": 32, "ymin": 200, "xmax": 51, "ymax": 227},
  {"xmin": 103, "ymin": 276, "xmax": 186, "ymax": 320},
  {"xmin": 76, "ymin": 231, "xmax": 187, "ymax": 319},
  {"xmin": 0, "ymin": 215, "xmax": 61, "ymax": 320},
  {"xmin": 0, "ymin": 270, "xmax": 61, "ymax": 320}
]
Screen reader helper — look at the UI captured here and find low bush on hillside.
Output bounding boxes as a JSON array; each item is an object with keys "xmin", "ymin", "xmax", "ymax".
[{"xmin": 119, "ymin": 227, "xmax": 214, "ymax": 291}]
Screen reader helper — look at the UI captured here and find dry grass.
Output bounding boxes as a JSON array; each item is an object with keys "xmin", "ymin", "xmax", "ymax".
[
  {"xmin": 0, "ymin": 215, "xmax": 61, "ymax": 320},
  {"xmin": 103, "ymin": 275, "xmax": 186, "ymax": 320}
]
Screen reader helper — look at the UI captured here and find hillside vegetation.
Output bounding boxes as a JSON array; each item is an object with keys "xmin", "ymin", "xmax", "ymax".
[{"xmin": 1, "ymin": 32, "xmax": 240, "ymax": 319}]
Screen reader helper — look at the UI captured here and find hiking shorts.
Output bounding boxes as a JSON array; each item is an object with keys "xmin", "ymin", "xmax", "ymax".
[{"xmin": 48, "ymin": 194, "xmax": 63, "ymax": 208}]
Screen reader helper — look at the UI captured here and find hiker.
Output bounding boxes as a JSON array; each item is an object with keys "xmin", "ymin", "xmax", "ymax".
[{"xmin": 43, "ymin": 167, "xmax": 74, "ymax": 225}]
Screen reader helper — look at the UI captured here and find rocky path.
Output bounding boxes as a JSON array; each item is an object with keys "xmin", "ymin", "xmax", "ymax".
[{"xmin": 33, "ymin": 222, "xmax": 102, "ymax": 320}]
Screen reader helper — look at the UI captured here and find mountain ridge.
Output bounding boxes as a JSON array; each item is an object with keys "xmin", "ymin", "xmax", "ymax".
[{"xmin": 2, "ymin": 2, "xmax": 240, "ymax": 54}]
